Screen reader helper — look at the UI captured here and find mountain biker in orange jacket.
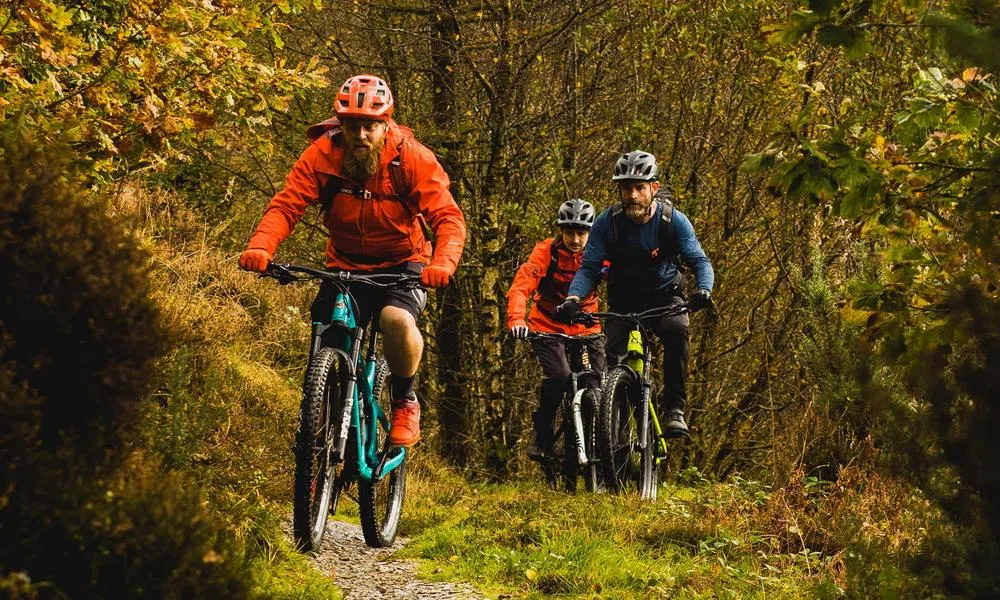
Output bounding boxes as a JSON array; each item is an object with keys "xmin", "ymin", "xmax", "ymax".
[
  {"xmin": 239, "ymin": 75, "xmax": 466, "ymax": 447},
  {"xmin": 506, "ymin": 199, "xmax": 607, "ymax": 459}
]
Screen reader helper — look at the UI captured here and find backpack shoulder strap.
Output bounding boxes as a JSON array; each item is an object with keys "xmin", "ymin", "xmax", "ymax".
[
  {"xmin": 388, "ymin": 140, "xmax": 411, "ymax": 202},
  {"xmin": 545, "ymin": 238, "xmax": 560, "ymax": 281},
  {"xmin": 318, "ymin": 175, "xmax": 342, "ymax": 215},
  {"xmin": 655, "ymin": 197, "xmax": 684, "ymax": 268},
  {"xmin": 609, "ymin": 201, "xmax": 625, "ymax": 244}
]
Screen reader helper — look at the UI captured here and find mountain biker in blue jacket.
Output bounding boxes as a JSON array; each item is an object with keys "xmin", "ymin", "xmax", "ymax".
[{"xmin": 555, "ymin": 150, "xmax": 714, "ymax": 437}]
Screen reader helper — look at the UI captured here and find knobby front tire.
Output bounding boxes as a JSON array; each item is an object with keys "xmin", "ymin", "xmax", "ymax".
[
  {"xmin": 598, "ymin": 367, "xmax": 641, "ymax": 494},
  {"xmin": 359, "ymin": 359, "xmax": 407, "ymax": 548},
  {"xmin": 560, "ymin": 397, "xmax": 579, "ymax": 492},
  {"xmin": 639, "ymin": 405, "xmax": 658, "ymax": 501},
  {"xmin": 293, "ymin": 347, "xmax": 349, "ymax": 553},
  {"xmin": 563, "ymin": 388, "xmax": 601, "ymax": 493},
  {"xmin": 582, "ymin": 388, "xmax": 601, "ymax": 493}
]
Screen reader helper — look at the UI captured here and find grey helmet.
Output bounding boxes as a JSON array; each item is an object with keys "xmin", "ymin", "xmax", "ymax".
[
  {"xmin": 555, "ymin": 198, "xmax": 596, "ymax": 229},
  {"xmin": 612, "ymin": 150, "xmax": 659, "ymax": 182}
]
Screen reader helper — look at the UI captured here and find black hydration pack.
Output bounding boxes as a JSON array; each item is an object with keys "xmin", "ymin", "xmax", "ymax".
[{"xmin": 607, "ymin": 188, "xmax": 681, "ymax": 269}]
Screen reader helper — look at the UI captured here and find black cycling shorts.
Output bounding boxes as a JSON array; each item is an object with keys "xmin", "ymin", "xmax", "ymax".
[{"xmin": 310, "ymin": 262, "xmax": 428, "ymax": 328}]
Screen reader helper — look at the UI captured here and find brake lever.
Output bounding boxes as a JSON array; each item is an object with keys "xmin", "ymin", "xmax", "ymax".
[{"xmin": 264, "ymin": 264, "xmax": 297, "ymax": 285}]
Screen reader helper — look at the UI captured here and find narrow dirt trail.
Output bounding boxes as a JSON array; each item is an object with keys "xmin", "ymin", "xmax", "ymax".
[{"xmin": 292, "ymin": 519, "xmax": 483, "ymax": 600}]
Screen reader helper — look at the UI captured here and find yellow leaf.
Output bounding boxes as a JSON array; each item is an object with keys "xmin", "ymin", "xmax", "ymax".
[
  {"xmin": 874, "ymin": 134, "xmax": 886, "ymax": 153},
  {"xmin": 525, "ymin": 568, "xmax": 538, "ymax": 581},
  {"xmin": 48, "ymin": 5, "xmax": 75, "ymax": 30},
  {"xmin": 962, "ymin": 67, "xmax": 980, "ymax": 83},
  {"xmin": 202, "ymin": 549, "xmax": 222, "ymax": 563},
  {"xmin": 448, "ymin": 555, "xmax": 459, "ymax": 563}
]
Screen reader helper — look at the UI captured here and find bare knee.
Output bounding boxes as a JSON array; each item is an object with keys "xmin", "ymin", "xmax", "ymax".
[{"xmin": 380, "ymin": 306, "xmax": 417, "ymax": 335}]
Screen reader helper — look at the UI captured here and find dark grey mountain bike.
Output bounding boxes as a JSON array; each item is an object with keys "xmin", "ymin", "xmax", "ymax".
[{"xmin": 522, "ymin": 332, "xmax": 604, "ymax": 492}]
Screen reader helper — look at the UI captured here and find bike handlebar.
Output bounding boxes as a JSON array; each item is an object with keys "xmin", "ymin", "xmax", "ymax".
[
  {"xmin": 572, "ymin": 302, "xmax": 698, "ymax": 327},
  {"xmin": 262, "ymin": 263, "xmax": 423, "ymax": 288},
  {"xmin": 524, "ymin": 332, "xmax": 603, "ymax": 342}
]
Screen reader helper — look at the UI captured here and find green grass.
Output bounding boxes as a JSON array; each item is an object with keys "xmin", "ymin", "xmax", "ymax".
[{"xmin": 396, "ymin": 456, "xmax": 841, "ymax": 599}]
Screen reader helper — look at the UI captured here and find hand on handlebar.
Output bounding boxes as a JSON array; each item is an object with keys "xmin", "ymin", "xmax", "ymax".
[
  {"xmin": 510, "ymin": 323, "xmax": 529, "ymax": 339},
  {"xmin": 421, "ymin": 264, "xmax": 451, "ymax": 288},
  {"xmin": 554, "ymin": 297, "xmax": 581, "ymax": 324},
  {"xmin": 690, "ymin": 289, "xmax": 712, "ymax": 311},
  {"xmin": 239, "ymin": 248, "xmax": 272, "ymax": 273}
]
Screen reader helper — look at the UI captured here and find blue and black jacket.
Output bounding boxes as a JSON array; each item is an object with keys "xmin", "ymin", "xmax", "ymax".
[{"xmin": 567, "ymin": 198, "xmax": 713, "ymax": 310}]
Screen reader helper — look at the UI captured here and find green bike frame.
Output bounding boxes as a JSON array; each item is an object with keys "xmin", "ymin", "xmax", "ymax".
[{"xmin": 624, "ymin": 329, "xmax": 669, "ymax": 460}]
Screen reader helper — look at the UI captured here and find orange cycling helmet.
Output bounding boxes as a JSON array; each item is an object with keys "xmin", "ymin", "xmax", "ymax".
[{"xmin": 334, "ymin": 75, "xmax": 394, "ymax": 120}]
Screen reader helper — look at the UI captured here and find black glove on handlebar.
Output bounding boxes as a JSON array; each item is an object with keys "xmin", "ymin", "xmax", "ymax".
[
  {"xmin": 554, "ymin": 298, "xmax": 581, "ymax": 324},
  {"xmin": 690, "ymin": 289, "xmax": 712, "ymax": 311}
]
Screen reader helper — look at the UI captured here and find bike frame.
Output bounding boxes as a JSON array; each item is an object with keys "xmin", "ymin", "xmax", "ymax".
[
  {"xmin": 580, "ymin": 305, "xmax": 691, "ymax": 465},
  {"xmin": 274, "ymin": 265, "xmax": 409, "ymax": 482},
  {"xmin": 526, "ymin": 332, "xmax": 603, "ymax": 466}
]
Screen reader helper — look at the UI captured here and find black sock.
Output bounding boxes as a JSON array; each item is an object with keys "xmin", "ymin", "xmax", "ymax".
[{"xmin": 390, "ymin": 375, "xmax": 414, "ymax": 400}]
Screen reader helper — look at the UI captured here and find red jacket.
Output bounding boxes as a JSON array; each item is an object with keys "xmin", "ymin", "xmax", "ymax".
[
  {"xmin": 245, "ymin": 118, "xmax": 466, "ymax": 272},
  {"xmin": 506, "ymin": 237, "xmax": 601, "ymax": 335}
]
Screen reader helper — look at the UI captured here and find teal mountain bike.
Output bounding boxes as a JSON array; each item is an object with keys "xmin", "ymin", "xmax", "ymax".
[{"xmin": 264, "ymin": 263, "xmax": 419, "ymax": 550}]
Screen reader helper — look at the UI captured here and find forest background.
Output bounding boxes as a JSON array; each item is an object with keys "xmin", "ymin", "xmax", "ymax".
[{"xmin": 1, "ymin": 0, "xmax": 997, "ymax": 598}]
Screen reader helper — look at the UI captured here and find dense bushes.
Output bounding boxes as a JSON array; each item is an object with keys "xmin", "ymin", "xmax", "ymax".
[{"xmin": 0, "ymin": 128, "xmax": 256, "ymax": 598}]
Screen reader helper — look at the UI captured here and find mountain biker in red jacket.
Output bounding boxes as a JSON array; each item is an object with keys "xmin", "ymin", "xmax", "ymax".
[
  {"xmin": 239, "ymin": 75, "xmax": 466, "ymax": 447},
  {"xmin": 506, "ymin": 199, "xmax": 607, "ymax": 459}
]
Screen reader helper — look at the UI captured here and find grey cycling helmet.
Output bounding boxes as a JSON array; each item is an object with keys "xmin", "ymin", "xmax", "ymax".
[
  {"xmin": 612, "ymin": 150, "xmax": 659, "ymax": 181},
  {"xmin": 555, "ymin": 198, "xmax": 596, "ymax": 229}
]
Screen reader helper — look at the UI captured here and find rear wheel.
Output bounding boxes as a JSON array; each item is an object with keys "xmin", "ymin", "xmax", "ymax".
[
  {"xmin": 358, "ymin": 359, "xmax": 407, "ymax": 547},
  {"xmin": 597, "ymin": 367, "xmax": 641, "ymax": 494},
  {"xmin": 293, "ymin": 347, "xmax": 349, "ymax": 552}
]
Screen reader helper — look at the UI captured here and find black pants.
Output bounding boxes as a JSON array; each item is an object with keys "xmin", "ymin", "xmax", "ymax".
[
  {"xmin": 605, "ymin": 296, "xmax": 689, "ymax": 414},
  {"xmin": 529, "ymin": 336, "xmax": 606, "ymax": 442}
]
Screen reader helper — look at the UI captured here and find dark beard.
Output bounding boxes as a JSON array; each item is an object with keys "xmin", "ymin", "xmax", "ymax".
[{"xmin": 342, "ymin": 137, "xmax": 385, "ymax": 184}]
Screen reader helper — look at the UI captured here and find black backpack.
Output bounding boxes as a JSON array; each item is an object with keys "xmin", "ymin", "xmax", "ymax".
[{"xmin": 608, "ymin": 188, "xmax": 682, "ymax": 269}]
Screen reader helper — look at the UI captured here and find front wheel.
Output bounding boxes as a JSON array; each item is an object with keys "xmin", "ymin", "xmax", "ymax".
[
  {"xmin": 562, "ymin": 388, "xmax": 600, "ymax": 493},
  {"xmin": 358, "ymin": 359, "xmax": 407, "ymax": 547},
  {"xmin": 293, "ymin": 347, "xmax": 349, "ymax": 552},
  {"xmin": 582, "ymin": 388, "xmax": 601, "ymax": 493},
  {"xmin": 638, "ymin": 401, "xmax": 657, "ymax": 501},
  {"xmin": 597, "ymin": 367, "xmax": 641, "ymax": 494}
]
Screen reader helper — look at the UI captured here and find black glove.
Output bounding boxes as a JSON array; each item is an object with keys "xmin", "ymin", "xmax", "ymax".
[
  {"xmin": 690, "ymin": 289, "xmax": 712, "ymax": 311},
  {"xmin": 554, "ymin": 298, "xmax": 581, "ymax": 324}
]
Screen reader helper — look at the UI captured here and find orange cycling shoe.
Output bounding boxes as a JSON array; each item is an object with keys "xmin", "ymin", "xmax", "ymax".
[{"xmin": 389, "ymin": 394, "xmax": 421, "ymax": 447}]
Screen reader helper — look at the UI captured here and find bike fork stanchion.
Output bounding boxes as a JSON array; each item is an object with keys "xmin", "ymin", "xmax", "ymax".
[
  {"xmin": 570, "ymin": 389, "xmax": 589, "ymax": 466},
  {"xmin": 333, "ymin": 329, "xmax": 364, "ymax": 461}
]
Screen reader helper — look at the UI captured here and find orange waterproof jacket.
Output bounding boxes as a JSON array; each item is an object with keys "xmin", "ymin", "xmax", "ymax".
[
  {"xmin": 506, "ymin": 238, "xmax": 601, "ymax": 335},
  {"xmin": 245, "ymin": 118, "xmax": 466, "ymax": 272}
]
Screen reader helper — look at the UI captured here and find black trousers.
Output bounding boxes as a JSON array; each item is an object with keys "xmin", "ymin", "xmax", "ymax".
[
  {"xmin": 530, "ymin": 336, "xmax": 607, "ymax": 429},
  {"xmin": 604, "ymin": 295, "xmax": 689, "ymax": 414}
]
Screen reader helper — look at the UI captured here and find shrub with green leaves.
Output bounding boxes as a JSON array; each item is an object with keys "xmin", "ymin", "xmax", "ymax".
[{"xmin": 0, "ymin": 126, "xmax": 255, "ymax": 598}]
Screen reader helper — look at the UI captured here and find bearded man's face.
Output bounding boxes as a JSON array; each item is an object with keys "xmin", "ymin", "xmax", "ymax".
[
  {"xmin": 617, "ymin": 180, "xmax": 660, "ymax": 222},
  {"xmin": 341, "ymin": 118, "xmax": 388, "ymax": 183}
]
